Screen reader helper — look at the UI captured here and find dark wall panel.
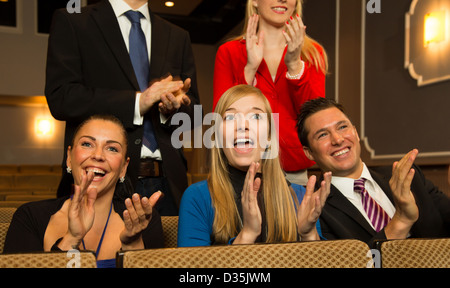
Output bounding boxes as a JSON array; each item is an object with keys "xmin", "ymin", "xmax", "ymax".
[
  {"xmin": 303, "ymin": 0, "xmax": 336, "ymax": 101},
  {"xmin": 364, "ymin": 0, "xmax": 450, "ymax": 159}
]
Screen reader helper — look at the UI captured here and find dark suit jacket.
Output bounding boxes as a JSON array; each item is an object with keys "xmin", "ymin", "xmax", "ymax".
[
  {"xmin": 319, "ymin": 164, "xmax": 450, "ymax": 247},
  {"xmin": 45, "ymin": 0, "xmax": 199, "ymax": 209}
]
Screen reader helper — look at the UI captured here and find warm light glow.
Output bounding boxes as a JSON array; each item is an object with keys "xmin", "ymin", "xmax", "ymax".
[
  {"xmin": 165, "ymin": 1, "xmax": 175, "ymax": 7},
  {"xmin": 35, "ymin": 118, "xmax": 54, "ymax": 136},
  {"xmin": 424, "ymin": 11, "xmax": 446, "ymax": 46}
]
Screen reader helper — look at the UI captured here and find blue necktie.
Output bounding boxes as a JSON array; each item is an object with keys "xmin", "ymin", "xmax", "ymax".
[{"xmin": 124, "ymin": 10, "xmax": 158, "ymax": 152}]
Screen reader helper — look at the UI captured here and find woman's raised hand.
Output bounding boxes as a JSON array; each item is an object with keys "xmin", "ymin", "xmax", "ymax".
[
  {"xmin": 244, "ymin": 14, "xmax": 264, "ymax": 85},
  {"xmin": 119, "ymin": 191, "xmax": 162, "ymax": 250},
  {"xmin": 283, "ymin": 14, "xmax": 306, "ymax": 76},
  {"xmin": 234, "ymin": 162, "xmax": 262, "ymax": 244},
  {"xmin": 63, "ymin": 170, "xmax": 97, "ymax": 249}
]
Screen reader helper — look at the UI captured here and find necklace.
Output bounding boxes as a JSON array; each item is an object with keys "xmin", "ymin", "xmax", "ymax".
[{"xmin": 81, "ymin": 201, "xmax": 113, "ymax": 258}]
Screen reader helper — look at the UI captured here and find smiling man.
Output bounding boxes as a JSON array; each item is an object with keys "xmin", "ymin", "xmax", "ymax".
[{"xmin": 297, "ymin": 97, "xmax": 450, "ymax": 247}]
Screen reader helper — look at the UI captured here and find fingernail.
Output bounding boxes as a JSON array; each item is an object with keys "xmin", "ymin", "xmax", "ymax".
[{"xmin": 290, "ymin": 16, "xmax": 293, "ymax": 20}]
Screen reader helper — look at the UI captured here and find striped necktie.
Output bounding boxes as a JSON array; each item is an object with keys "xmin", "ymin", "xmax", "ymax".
[
  {"xmin": 354, "ymin": 178, "xmax": 391, "ymax": 232},
  {"xmin": 124, "ymin": 10, "xmax": 158, "ymax": 152}
]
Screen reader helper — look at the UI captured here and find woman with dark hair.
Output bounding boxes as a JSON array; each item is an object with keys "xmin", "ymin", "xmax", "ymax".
[{"xmin": 4, "ymin": 115, "xmax": 164, "ymax": 267}]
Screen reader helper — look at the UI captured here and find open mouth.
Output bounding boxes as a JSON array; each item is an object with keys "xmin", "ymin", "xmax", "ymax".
[
  {"xmin": 232, "ymin": 137, "xmax": 256, "ymax": 154},
  {"xmin": 86, "ymin": 167, "xmax": 106, "ymax": 180},
  {"xmin": 332, "ymin": 148, "xmax": 350, "ymax": 157},
  {"xmin": 272, "ymin": 6, "xmax": 288, "ymax": 14},
  {"xmin": 234, "ymin": 138, "xmax": 255, "ymax": 148}
]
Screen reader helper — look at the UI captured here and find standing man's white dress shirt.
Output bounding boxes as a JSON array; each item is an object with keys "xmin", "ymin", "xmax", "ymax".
[{"xmin": 109, "ymin": 0, "xmax": 164, "ymax": 160}]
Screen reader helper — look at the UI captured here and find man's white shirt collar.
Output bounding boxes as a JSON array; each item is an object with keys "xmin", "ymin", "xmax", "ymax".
[
  {"xmin": 109, "ymin": 0, "xmax": 150, "ymax": 21},
  {"xmin": 331, "ymin": 163, "xmax": 396, "ymax": 222}
]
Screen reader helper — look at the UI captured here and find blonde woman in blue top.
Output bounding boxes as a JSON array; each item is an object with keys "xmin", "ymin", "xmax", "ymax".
[{"xmin": 177, "ymin": 85, "xmax": 331, "ymax": 247}]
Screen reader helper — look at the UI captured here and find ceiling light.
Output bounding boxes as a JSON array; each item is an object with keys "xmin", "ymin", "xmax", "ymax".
[{"xmin": 165, "ymin": 1, "xmax": 175, "ymax": 7}]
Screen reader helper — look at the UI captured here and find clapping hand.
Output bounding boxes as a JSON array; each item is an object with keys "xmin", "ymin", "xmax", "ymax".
[
  {"xmin": 283, "ymin": 14, "xmax": 306, "ymax": 76},
  {"xmin": 244, "ymin": 14, "xmax": 264, "ymax": 85},
  {"xmin": 233, "ymin": 162, "xmax": 262, "ymax": 244},
  {"xmin": 297, "ymin": 172, "xmax": 331, "ymax": 241},
  {"xmin": 139, "ymin": 75, "xmax": 184, "ymax": 115},
  {"xmin": 63, "ymin": 170, "xmax": 97, "ymax": 249},
  {"xmin": 158, "ymin": 77, "xmax": 191, "ymax": 116},
  {"xmin": 385, "ymin": 149, "xmax": 419, "ymax": 238}
]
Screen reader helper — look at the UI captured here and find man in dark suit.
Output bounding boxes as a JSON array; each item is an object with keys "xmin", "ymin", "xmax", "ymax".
[
  {"xmin": 45, "ymin": 0, "xmax": 200, "ymax": 216},
  {"xmin": 297, "ymin": 98, "xmax": 450, "ymax": 247}
]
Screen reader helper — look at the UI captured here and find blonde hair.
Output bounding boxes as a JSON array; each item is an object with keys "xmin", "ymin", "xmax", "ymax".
[
  {"xmin": 239, "ymin": 0, "xmax": 328, "ymax": 74},
  {"xmin": 208, "ymin": 85, "xmax": 299, "ymax": 244}
]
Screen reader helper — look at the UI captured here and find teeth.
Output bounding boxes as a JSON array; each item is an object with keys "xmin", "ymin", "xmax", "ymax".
[
  {"xmin": 333, "ymin": 148, "xmax": 349, "ymax": 157},
  {"xmin": 272, "ymin": 7, "xmax": 287, "ymax": 12},
  {"xmin": 86, "ymin": 168, "xmax": 106, "ymax": 175},
  {"xmin": 234, "ymin": 138, "xmax": 253, "ymax": 146}
]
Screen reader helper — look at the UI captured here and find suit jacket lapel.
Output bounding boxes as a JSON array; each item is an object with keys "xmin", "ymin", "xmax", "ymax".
[
  {"xmin": 326, "ymin": 184, "xmax": 376, "ymax": 235},
  {"xmin": 149, "ymin": 10, "xmax": 169, "ymax": 80},
  {"xmin": 91, "ymin": 1, "xmax": 140, "ymax": 90},
  {"xmin": 369, "ymin": 168, "xmax": 395, "ymax": 205}
]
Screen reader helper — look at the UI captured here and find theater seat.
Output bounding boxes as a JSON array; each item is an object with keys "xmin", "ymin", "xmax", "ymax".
[
  {"xmin": 161, "ymin": 216, "xmax": 178, "ymax": 248},
  {"xmin": 0, "ymin": 251, "xmax": 97, "ymax": 268},
  {"xmin": 0, "ymin": 222, "xmax": 10, "ymax": 253},
  {"xmin": 117, "ymin": 239, "xmax": 371, "ymax": 268},
  {"xmin": 377, "ymin": 238, "xmax": 450, "ymax": 268},
  {"xmin": 0, "ymin": 207, "xmax": 16, "ymax": 223}
]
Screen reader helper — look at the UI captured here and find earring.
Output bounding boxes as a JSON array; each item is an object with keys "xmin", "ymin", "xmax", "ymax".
[
  {"xmin": 66, "ymin": 167, "xmax": 72, "ymax": 174},
  {"xmin": 119, "ymin": 176, "xmax": 125, "ymax": 183}
]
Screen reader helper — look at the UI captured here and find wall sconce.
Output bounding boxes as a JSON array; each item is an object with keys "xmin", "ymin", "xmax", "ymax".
[
  {"xmin": 424, "ymin": 10, "xmax": 446, "ymax": 46},
  {"xmin": 35, "ymin": 117, "xmax": 54, "ymax": 137}
]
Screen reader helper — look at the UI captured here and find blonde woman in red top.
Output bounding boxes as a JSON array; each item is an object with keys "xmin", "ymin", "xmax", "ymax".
[{"xmin": 213, "ymin": 0, "xmax": 328, "ymax": 185}]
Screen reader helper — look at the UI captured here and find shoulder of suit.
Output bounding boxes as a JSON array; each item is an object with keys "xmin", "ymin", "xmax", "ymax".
[
  {"xmin": 369, "ymin": 165, "xmax": 392, "ymax": 175},
  {"xmin": 53, "ymin": 3, "xmax": 96, "ymax": 20},
  {"xmin": 369, "ymin": 164, "xmax": 424, "ymax": 183},
  {"xmin": 150, "ymin": 12, "xmax": 189, "ymax": 34}
]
